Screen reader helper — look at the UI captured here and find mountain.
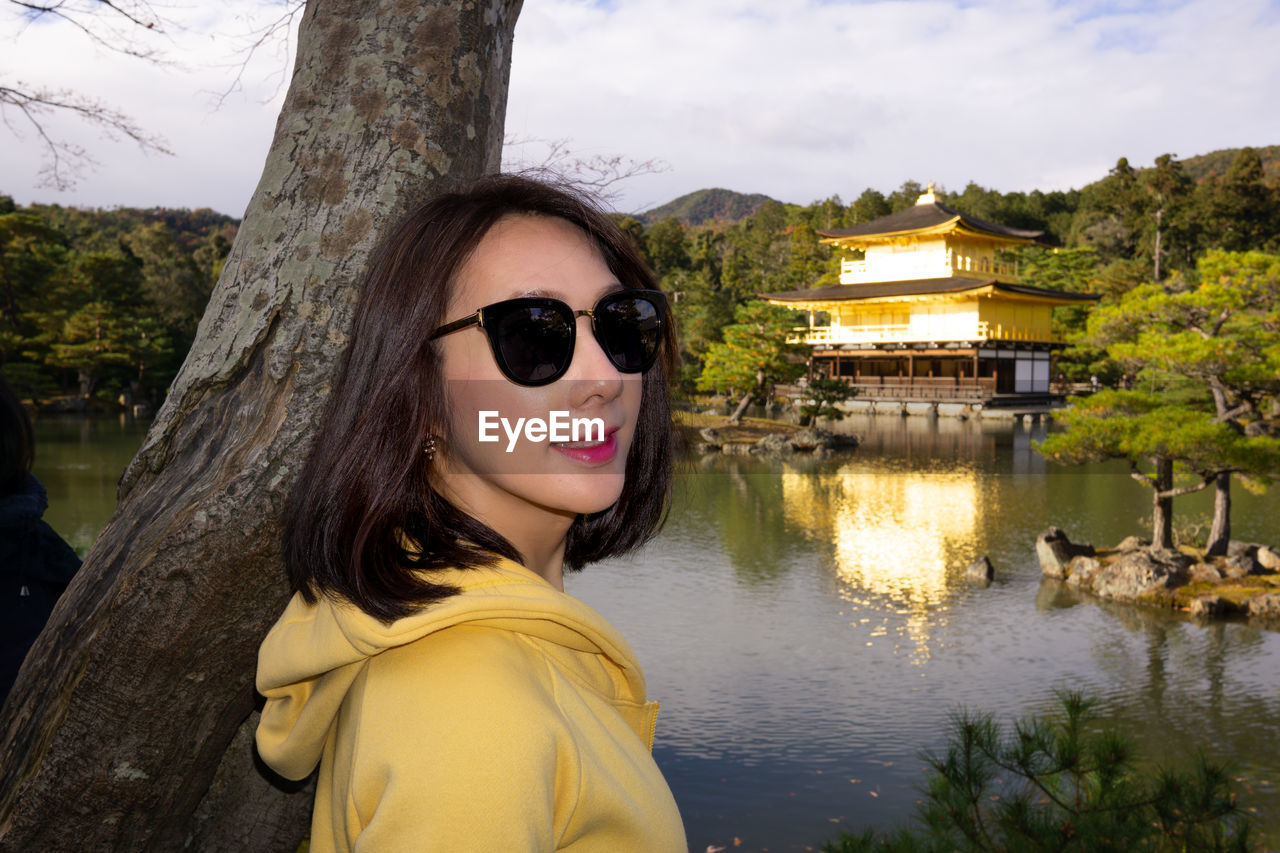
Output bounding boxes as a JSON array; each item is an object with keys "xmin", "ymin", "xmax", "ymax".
[
  {"xmin": 639, "ymin": 188, "xmax": 777, "ymax": 226},
  {"xmin": 1178, "ymin": 144, "xmax": 1280, "ymax": 183}
]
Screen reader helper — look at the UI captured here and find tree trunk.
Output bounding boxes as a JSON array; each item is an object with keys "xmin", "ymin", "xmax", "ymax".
[
  {"xmin": 727, "ymin": 367, "xmax": 767, "ymax": 424},
  {"xmin": 1205, "ymin": 471, "xmax": 1231, "ymax": 556},
  {"xmin": 1151, "ymin": 456, "xmax": 1174, "ymax": 550},
  {"xmin": 727, "ymin": 391, "xmax": 752, "ymax": 425},
  {"xmin": 1152, "ymin": 207, "xmax": 1164, "ymax": 281},
  {"xmin": 0, "ymin": 1, "xmax": 522, "ymax": 849}
]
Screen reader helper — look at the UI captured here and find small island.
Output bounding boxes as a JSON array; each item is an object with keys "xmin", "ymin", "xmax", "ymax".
[
  {"xmin": 1037, "ymin": 527, "xmax": 1280, "ymax": 623},
  {"xmin": 674, "ymin": 411, "xmax": 859, "ymax": 456}
]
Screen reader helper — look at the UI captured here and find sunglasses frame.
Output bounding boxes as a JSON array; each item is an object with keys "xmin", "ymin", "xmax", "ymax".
[{"xmin": 430, "ymin": 289, "xmax": 667, "ymax": 387}]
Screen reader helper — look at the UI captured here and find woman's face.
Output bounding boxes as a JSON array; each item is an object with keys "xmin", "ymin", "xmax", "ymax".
[{"xmin": 433, "ymin": 214, "xmax": 644, "ymax": 531}]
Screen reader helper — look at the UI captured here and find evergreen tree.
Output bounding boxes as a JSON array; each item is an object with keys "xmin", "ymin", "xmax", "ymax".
[
  {"xmin": 1084, "ymin": 250, "xmax": 1280, "ymax": 552},
  {"xmin": 697, "ymin": 300, "xmax": 808, "ymax": 423},
  {"xmin": 1205, "ymin": 148, "xmax": 1279, "ymax": 253},
  {"xmin": 825, "ymin": 692, "xmax": 1254, "ymax": 853},
  {"xmin": 848, "ymin": 188, "xmax": 891, "ymax": 224}
]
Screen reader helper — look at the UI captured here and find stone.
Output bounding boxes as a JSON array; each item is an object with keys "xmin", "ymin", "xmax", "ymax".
[
  {"xmin": 1227, "ymin": 541, "xmax": 1261, "ymax": 559},
  {"xmin": 698, "ymin": 427, "xmax": 721, "ymax": 446},
  {"xmin": 1149, "ymin": 548, "xmax": 1195, "ymax": 570},
  {"xmin": 755, "ymin": 433, "xmax": 795, "ymax": 454},
  {"xmin": 1189, "ymin": 596, "xmax": 1224, "ymax": 617},
  {"xmin": 721, "ymin": 442, "xmax": 752, "ymax": 456},
  {"xmin": 1091, "ymin": 550, "xmax": 1189, "ymax": 601},
  {"xmin": 1036, "ymin": 527, "xmax": 1095, "ymax": 579},
  {"xmin": 790, "ymin": 427, "xmax": 836, "ymax": 451},
  {"xmin": 1189, "ymin": 564, "xmax": 1223, "ymax": 584},
  {"xmin": 1065, "ymin": 555, "xmax": 1102, "ymax": 589},
  {"xmin": 1256, "ymin": 546, "xmax": 1280, "ymax": 572},
  {"xmin": 1245, "ymin": 594, "xmax": 1280, "ymax": 619},
  {"xmin": 966, "ymin": 556, "xmax": 995, "ymax": 584},
  {"xmin": 1036, "ymin": 527, "xmax": 1073, "ymax": 578},
  {"xmin": 1115, "ymin": 535, "xmax": 1151, "ymax": 552},
  {"xmin": 1222, "ymin": 554, "xmax": 1259, "ymax": 579}
]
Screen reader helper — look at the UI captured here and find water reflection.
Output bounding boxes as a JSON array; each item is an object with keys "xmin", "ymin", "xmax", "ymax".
[
  {"xmin": 30, "ymin": 415, "xmax": 151, "ymax": 555},
  {"xmin": 783, "ymin": 466, "xmax": 979, "ymax": 609}
]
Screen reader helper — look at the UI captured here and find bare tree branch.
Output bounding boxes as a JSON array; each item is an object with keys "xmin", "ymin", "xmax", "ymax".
[
  {"xmin": 7, "ymin": 0, "xmax": 172, "ymax": 61},
  {"xmin": 503, "ymin": 135, "xmax": 670, "ymax": 207},
  {"xmin": 206, "ymin": 1, "xmax": 305, "ymax": 110},
  {"xmin": 2, "ymin": 0, "xmax": 188, "ymax": 188},
  {"xmin": 0, "ymin": 83, "xmax": 171, "ymax": 190}
]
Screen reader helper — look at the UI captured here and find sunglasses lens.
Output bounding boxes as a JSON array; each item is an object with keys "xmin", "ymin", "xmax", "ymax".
[
  {"xmin": 596, "ymin": 293, "xmax": 663, "ymax": 373},
  {"xmin": 491, "ymin": 303, "xmax": 573, "ymax": 385},
  {"xmin": 479, "ymin": 292, "xmax": 664, "ymax": 386}
]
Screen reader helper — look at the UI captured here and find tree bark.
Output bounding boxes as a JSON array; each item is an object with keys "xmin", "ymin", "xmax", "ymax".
[
  {"xmin": 1205, "ymin": 471, "xmax": 1231, "ymax": 556},
  {"xmin": 0, "ymin": 1, "xmax": 522, "ymax": 849},
  {"xmin": 1151, "ymin": 456, "xmax": 1174, "ymax": 550}
]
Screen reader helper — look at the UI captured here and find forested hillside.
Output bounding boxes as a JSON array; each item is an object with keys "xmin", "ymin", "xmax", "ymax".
[
  {"xmin": 639, "ymin": 188, "xmax": 776, "ymax": 225},
  {"xmin": 1181, "ymin": 144, "xmax": 1280, "ymax": 184},
  {"xmin": 0, "ymin": 195, "xmax": 236, "ymax": 407}
]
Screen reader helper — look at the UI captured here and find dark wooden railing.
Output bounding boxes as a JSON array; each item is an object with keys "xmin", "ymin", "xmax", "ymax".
[{"xmin": 777, "ymin": 377, "xmax": 998, "ymax": 401}]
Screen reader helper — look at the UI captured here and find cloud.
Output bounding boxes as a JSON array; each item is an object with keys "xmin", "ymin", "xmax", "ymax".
[
  {"xmin": 0, "ymin": 0, "xmax": 291, "ymax": 216},
  {"xmin": 506, "ymin": 0, "xmax": 1280, "ymax": 211},
  {"xmin": 2, "ymin": 0, "xmax": 1278, "ymax": 216}
]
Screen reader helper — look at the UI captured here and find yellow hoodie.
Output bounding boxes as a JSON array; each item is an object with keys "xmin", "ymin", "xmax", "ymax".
[{"xmin": 255, "ymin": 558, "xmax": 686, "ymax": 852}]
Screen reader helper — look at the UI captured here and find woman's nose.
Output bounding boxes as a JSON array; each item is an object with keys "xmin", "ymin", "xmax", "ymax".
[{"xmin": 563, "ymin": 315, "xmax": 624, "ymax": 403}]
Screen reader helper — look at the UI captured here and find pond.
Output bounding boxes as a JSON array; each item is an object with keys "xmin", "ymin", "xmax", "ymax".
[{"xmin": 31, "ymin": 413, "xmax": 1280, "ymax": 851}]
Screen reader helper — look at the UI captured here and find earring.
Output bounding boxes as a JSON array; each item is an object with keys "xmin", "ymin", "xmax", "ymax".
[{"xmin": 423, "ymin": 434, "xmax": 439, "ymax": 461}]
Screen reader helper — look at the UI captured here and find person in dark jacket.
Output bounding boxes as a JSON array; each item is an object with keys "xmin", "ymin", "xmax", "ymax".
[{"xmin": 1, "ymin": 376, "xmax": 81, "ymax": 705}]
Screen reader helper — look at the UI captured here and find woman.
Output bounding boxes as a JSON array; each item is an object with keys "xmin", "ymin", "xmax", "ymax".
[
  {"xmin": 255, "ymin": 175, "xmax": 686, "ymax": 852},
  {"xmin": 0, "ymin": 376, "xmax": 82, "ymax": 704}
]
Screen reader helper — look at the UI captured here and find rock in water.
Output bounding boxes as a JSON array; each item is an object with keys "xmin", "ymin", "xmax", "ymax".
[
  {"xmin": 1190, "ymin": 596, "xmax": 1224, "ymax": 617},
  {"xmin": 754, "ymin": 433, "xmax": 795, "ymax": 454},
  {"xmin": 1036, "ymin": 527, "xmax": 1094, "ymax": 578},
  {"xmin": 790, "ymin": 427, "xmax": 836, "ymax": 451},
  {"xmin": 1246, "ymin": 594, "xmax": 1280, "ymax": 619},
  {"xmin": 1091, "ymin": 550, "xmax": 1190, "ymax": 601},
  {"xmin": 1065, "ymin": 556, "xmax": 1103, "ymax": 589},
  {"xmin": 966, "ymin": 556, "xmax": 994, "ymax": 584}
]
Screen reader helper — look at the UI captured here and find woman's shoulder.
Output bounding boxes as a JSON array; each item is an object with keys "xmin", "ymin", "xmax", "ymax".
[{"xmin": 362, "ymin": 622, "xmax": 561, "ymax": 719}]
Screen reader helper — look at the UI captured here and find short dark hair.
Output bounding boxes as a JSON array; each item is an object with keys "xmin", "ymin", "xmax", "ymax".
[
  {"xmin": 0, "ymin": 375, "xmax": 35, "ymax": 496},
  {"xmin": 284, "ymin": 175, "xmax": 677, "ymax": 621}
]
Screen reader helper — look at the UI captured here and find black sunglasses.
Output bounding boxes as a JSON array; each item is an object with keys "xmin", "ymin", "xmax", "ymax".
[{"xmin": 430, "ymin": 289, "xmax": 667, "ymax": 387}]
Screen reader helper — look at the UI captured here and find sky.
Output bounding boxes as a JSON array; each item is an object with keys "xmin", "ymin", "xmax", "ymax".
[{"xmin": 3, "ymin": 0, "xmax": 1279, "ymax": 219}]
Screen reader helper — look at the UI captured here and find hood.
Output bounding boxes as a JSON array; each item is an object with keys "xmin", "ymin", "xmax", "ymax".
[
  {"xmin": 255, "ymin": 558, "xmax": 648, "ymax": 781},
  {"xmin": 0, "ymin": 475, "xmax": 47, "ymax": 529}
]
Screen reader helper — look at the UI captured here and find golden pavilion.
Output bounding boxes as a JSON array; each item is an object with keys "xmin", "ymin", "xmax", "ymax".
[{"xmin": 762, "ymin": 188, "xmax": 1098, "ymax": 403}]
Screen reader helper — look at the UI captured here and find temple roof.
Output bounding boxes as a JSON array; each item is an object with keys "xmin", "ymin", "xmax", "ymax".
[
  {"xmin": 819, "ymin": 200, "xmax": 1044, "ymax": 243},
  {"xmin": 761, "ymin": 277, "xmax": 1099, "ymax": 304}
]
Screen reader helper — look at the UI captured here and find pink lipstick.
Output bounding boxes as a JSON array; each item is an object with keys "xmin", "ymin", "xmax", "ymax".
[{"xmin": 551, "ymin": 430, "xmax": 618, "ymax": 466}]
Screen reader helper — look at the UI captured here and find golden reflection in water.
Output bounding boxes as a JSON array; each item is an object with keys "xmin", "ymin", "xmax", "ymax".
[{"xmin": 781, "ymin": 464, "xmax": 983, "ymax": 659}]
